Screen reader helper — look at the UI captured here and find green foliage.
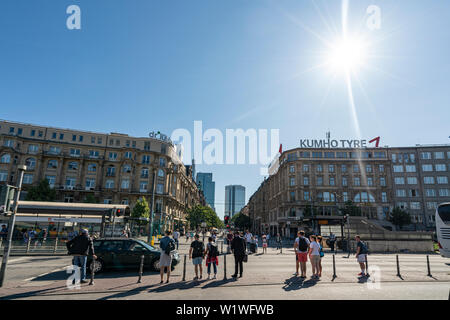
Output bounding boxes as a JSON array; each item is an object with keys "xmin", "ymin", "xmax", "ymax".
[
  {"xmin": 340, "ymin": 200, "xmax": 362, "ymax": 216},
  {"xmin": 388, "ymin": 207, "xmax": 411, "ymax": 230},
  {"xmin": 83, "ymin": 194, "xmax": 98, "ymax": 203},
  {"xmin": 303, "ymin": 206, "xmax": 319, "ymax": 217},
  {"xmin": 230, "ymin": 212, "xmax": 252, "ymax": 230},
  {"xmin": 25, "ymin": 179, "xmax": 56, "ymax": 202},
  {"xmin": 187, "ymin": 205, "xmax": 224, "ymax": 229},
  {"xmin": 132, "ymin": 197, "xmax": 150, "ymax": 225}
]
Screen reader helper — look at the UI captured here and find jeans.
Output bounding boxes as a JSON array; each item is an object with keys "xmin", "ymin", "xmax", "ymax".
[
  {"xmin": 72, "ymin": 255, "xmax": 87, "ymax": 281},
  {"xmin": 174, "ymin": 238, "xmax": 179, "ymax": 250},
  {"xmin": 207, "ymin": 262, "xmax": 217, "ymax": 274}
]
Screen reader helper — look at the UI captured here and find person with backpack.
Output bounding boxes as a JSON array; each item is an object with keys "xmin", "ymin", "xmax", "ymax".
[
  {"xmin": 66, "ymin": 229, "xmax": 96, "ymax": 284},
  {"xmin": 205, "ymin": 237, "xmax": 219, "ymax": 279},
  {"xmin": 317, "ymin": 235, "xmax": 324, "ymax": 278},
  {"xmin": 355, "ymin": 235, "xmax": 369, "ymax": 277},
  {"xmin": 159, "ymin": 230, "xmax": 175, "ymax": 284},
  {"xmin": 189, "ymin": 234, "xmax": 205, "ymax": 280},
  {"xmin": 293, "ymin": 230, "xmax": 310, "ymax": 278}
]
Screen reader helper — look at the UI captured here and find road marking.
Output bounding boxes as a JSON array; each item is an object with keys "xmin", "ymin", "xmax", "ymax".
[
  {"xmin": 24, "ymin": 265, "xmax": 71, "ymax": 282},
  {"xmin": 9, "ymin": 257, "xmax": 29, "ymax": 263}
]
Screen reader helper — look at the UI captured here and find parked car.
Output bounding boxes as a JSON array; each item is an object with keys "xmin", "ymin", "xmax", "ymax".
[{"xmin": 87, "ymin": 238, "xmax": 180, "ymax": 273}]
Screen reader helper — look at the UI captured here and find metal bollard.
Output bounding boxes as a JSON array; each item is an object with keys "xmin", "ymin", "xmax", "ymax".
[
  {"xmin": 26, "ymin": 236, "xmax": 31, "ymax": 253},
  {"xmin": 0, "ymin": 237, "xmax": 3, "ymax": 248},
  {"xmin": 89, "ymin": 257, "xmax": 96, "ymax": 286},
  {"xmin": 332, "ymin": 254, "xmax": 337, "ymax": 280},
  {"xmin": 53, "ymin": 237, "xmax": 59, "ymax": 254},
  {"xmin": 182, "ymin": 254, "xmax": 187, "ymax": 281},
  {"xmin": 396, "ymin": 255, "xmax": 401, "ymax": 278},
  {"xmin": 365, "ymin": 254, "xmax": 370, "ymax": 277},
  {"xmin": 426, "ymin": 255, "xmax": 432, "ymax": 277},
  {"xmin": 223, "ymin": 254, "xmax": 227, "ymax": 280},
  {"xmin": 221, "ymin": 241, "xmax": 223, "ymax": 254},
  {"xmin": 280, "ymin": 241, "xmax": 282, "ymax": 254},
  {"xmin": 137, "ymin": 255, "xmax": 144, "ymax": 283}
]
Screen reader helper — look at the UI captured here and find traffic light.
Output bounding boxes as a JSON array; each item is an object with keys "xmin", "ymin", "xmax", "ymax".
[
  {"xmin": 224, "ymin": 215, "xmax": 230, "ymax": 225},
  {"xmin": 105, "ymin": 208, "xmax": 114, "ymax": 222},
  {"xmin": 116, "ymin": 208, "xmax": 123, "ymax": 217}
]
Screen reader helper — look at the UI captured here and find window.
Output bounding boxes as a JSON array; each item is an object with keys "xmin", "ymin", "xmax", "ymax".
[
  {"xmin": 45, "ymin": 175, "xmax": 55, "ymax": 188},
  {"xmin": 407, "ymin": 177, "xmax": 418, "ymax": 184},
  {"xmin": 68, "ymin": 162, "xmax": 78, "ymax": 170},
  {"xmin": 427, "ymin": 202, "xmax": 437, "ymax": 210},
  {"xmin": 47, "ymin": 160, "xmax": 58, "ymax": 169},
  {"xmin": 0, "ymin": 171, "xmax": 8, "ymax": 182},
  {"xmin": 303, "ymin": 176, "xmax": 309, "ymax": 186},
  {"xmin": 420, "ymin": 152, "xmax": 431, "ymax": 160},
  {"xmin": 316, "ymin": 176, "xmax": 323, "ymax": 186},
  {"xmin": 38, "ymin": 131, "xmax": 43, "ymax": 137},
  {"xmin": 406, "ymin": 165, "xmax": 416, "ymax": 172},
  {"xmin": 409, "ymin": 189, "xmax": 419, "ymax": 197},
  {"xmin": 329, "ymin": 177, "xmax": 335, "ymax": 186},
  {"xmin": 290, "ymin": 191, "xmax": 296, "ymax": 202},
  {"xmin": 109, "ymin": 152, "xmax": 118, "ymax": 161},
  {"xmin": 109, "ymin": 139, "xmax": 114, "ymax": 146},
  {"xmin": 304, "ymin": 191, "xmax": 310, "ymax": 201},
  {"xmin": 341, "ymin": 165, "xmax": 347, "ymax": 173},
  {"xmin": 393, "ymin": 165, "xmax": 403, "ymax": 173},
  {"xmin": 125, "ymin": 151, "xmax": 133, "ymax": 159},
  {"xmin": 98, "ymin": 137, "xmax": 102, "ymax": 144},
  {"xmin": 380, "ymin": 177, "xmax": 386, "ymax": 186},
  {"xmin": 379, "ymin": 165, "xmax": 385, "ymax": 172},
  {"xmin": 367, "ymin": 177, "xmax": 374, "ymax": 186},
  {"xmin": 28, "ymin": 145, "xmax": 38, "ymax": 154},
  {"xmin": 142, "ymin": 155, "xmax": 150, "ymax": 164},
  {"xmin": 328, "ymin": 165, "xmax": 335, "ymax": 173},
  {"xmin": 354, "ymin": 192, "xmax": 375, "ymax": 203},
  {"xmin": 72, "ymin": 134, "xmax": 76, "ymax": 141},
  {"xmin": 106, "ymin": 166, "xmax": 116, "ymax": 176},
  {"xmin": 289, "ymin": 165, "xmax": 295, "ymax": 173},
  {"xmin": 381, "ymin": 192, "xmax": 387, "ymax": 203},
  {"xmin": 85, "ymin": 178, "xmax": 95, "ymax": 189},
  {"xmin": 52, "ymin": 132, "xmax": 57, "ymax": 139},
  {"xmin": 425, "ymin": 189, "xmax": 436, "ymax": 197},
  {"xmin": 122, "ymin": 165, "xmax": 132, "ymax": 173},
  {"xmin": 439, "ymin": 189, "xmax": 450, "ymax": 197},
  {"xmin": 397, "ymin": 202, "xmax": 407, "ymax": 209},
  {"xmin": 342, "ymin": 177, "xmax": 348, "ymax": 186},
  {"xmin": 25, "ymin": 158, "xmax": 36, "ymax": 169},
  {"xmin": 89, "ymin": 150, "xmax": 99, "ymax": 158},
  {"xmin": 103, "ymin": 197, "xmax": 112, "ymax": 204},
  {"xmin": 141, "ymin": 168, "xmax": 149, "ymax": 178},
  {"xmin": 374, "ymin": 151, "xmax": 386, "ymax": 158},
  {"xmin": 3, "ymin": 140, "xmax": 14, "ymax": 147},
  {"xmin": 410, "ymin": 202, "xmax": 421, "ymax": 210},
  {"xmin": 132, "ymin": 141, "xmax": 136, "ymax": 148},
  {"xmin": 87, "ymin": 163, "xmax": 97, "ymax": 172},
  {"xmin": 79, "ymin": 135, "xmax": 83, "ymax": 142},
  {"xmin": 121, "ymin": 199, "xmax": 129, "ymax": 205},
  {"xmin": 366, "ymin": 165, "xmax": 372, "ymax": 173},
  {"xmin": 437, "ymin": 176, "xmax": 448, "ymax": 184},
  {"xmin": 353, "ymin": 177, "xmax": 361, "ymax": 186},
  {"xmin": 336, "ymin": 152, "xmax": 348, "ymax": 158},
  {"xmin": 105, "ymin": 180, "xmax": 115, "ymax": 189},
  {"xmin": 121, "ymin": 179, "xmax": 130, "ymax": 189},
  {"xmin": 65, "ymin": 177, "xmax": 76, "ymax": 187},
  {"xmin": 159, "ymin": 157, "xmax": 166, "ymax": 167},
  {"xmin": 91, "ymin": 136, "xmax": 96, "ymax": 144},
  {"xmin": 290, "ymin": 177, "xmax": 296, "ymax": 186},
  {"xmin": 157, "ymin": 183, "xmax": 164, "ymax": 194},
  {"xmin": 324, "ymin": 152, "xmax": 335, "ymax": 158},
  {"xmin": 140, "ymin": 182, "xmax": 148, "ymax": 192},
  {"xmin": 1, "ymin": 154, "xmax": 11, "ymax": 164},
  {"xmin": 316, "ymin": 164, "xmax": 323, "ymax": 172},
  {"xmin": 343, "ymin": 192, "xmax": 349, "ymax": 202},
  {"xmin": 392, "ymin": 154, "xmax": 397, "ymax": 163},
  {"xmin": 434, "ymin": 152, "xmax": 445, "ymax": 159},
  {"xmin": 312, "ymin": 152, "xmax": 322, "ymax": 158},
  {"xmin": 70, "ymin": 148, "xmax": 81, "ymax": 157},
  {"xmin": 303, "ymin": 164, "xmax": 309, "ymax": 172},
  {"xmin": 30, "ymin": 130, "xmax": 36, "ymax": 137},
  {"xmin": 49, "ymin": 146, "xmax": 60, "ymax": 155},
  {"xmin": 23, "ymin": 174, "xmax": 33, "ymax": 184},
  {"xmin": 144, "ymin": 142, "xmax": 150, "ymax": 151},
  {"xmin": 424, "ymin": 176, "xmax": 435, "ymax": 184},
  {"xmin": 353, "ymin": 165, "xmax": 359, "ymax": 173},
  {"xmin": 435, "ymin": 164, "xmax": 446, "ymax": 172},
  {"xmin": 300, "ymin": 151, "xmax": 310, "ymax": 158},
  {"xmin": 394, "ymin": 177, "xmax": 405, "ymax": 185},
  {"xmin": 396, "ymin": 189, "xmax": 406, "ymax": 197},
  {"xmin": 58, "ymin": 133, "xmax": 64, "ymax": 140},
  {"xmin": 115, "ymin": 140, "xmax": 120, "ymax": 146}
]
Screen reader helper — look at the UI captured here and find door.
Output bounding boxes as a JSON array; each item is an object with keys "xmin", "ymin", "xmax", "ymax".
[
  {"xmin": 126, "ymin": 240, "xmax": 154, "ymax": 268},
  {"xmin": 101, "ymin": 240, "xmax": 129, "ymax": 269}
]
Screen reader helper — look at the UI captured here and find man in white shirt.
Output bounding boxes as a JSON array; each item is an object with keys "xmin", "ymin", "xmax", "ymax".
[
  {"xmin": 173, "ymin": 229, "xmax": 180, "ymax": 250},
  {"xmin": 293, "ymin": 230, "xmax": 310, "ymax": 278},
  {"xmin": 244, "ymin": 230, "xmax": 253, "ymax": 251}
]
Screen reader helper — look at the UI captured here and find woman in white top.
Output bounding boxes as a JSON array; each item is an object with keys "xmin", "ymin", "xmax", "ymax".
[{"xmin": 308, "ymin": 235, "xmax": 321, "ymax": 279}]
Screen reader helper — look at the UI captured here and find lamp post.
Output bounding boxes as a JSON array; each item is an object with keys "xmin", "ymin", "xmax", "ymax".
[
  {"xmin": 148, "ymin": 169, "xmax": 157, "ymax": 243},
  {"xmin": 0, "ymin": 165, "xmax": 27, "ymax": 287}
]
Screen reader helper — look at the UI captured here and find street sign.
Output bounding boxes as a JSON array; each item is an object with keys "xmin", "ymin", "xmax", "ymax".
[{"xmin": 318, "ymin": 220, "xmax": 329, "ymax": 225}]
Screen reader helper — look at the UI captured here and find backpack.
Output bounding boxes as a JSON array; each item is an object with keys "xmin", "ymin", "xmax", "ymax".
[
  {"xmin": 298, "ymin": 237, "xmax": 308, "ymax": 252},
  {"xmin": 192, "ymin": 241, "xmax": 204, "ymax": 257},
  {"xmin": 360, "ymin": 241, "xmax": 369, "ymax": 254},
  {"xmin": 209, "ymin": 243, "xmax": 218, "ymax": 258},
  {"xmin": 164, "ymin": 239, "xmax": 175, "ymax": 255}
]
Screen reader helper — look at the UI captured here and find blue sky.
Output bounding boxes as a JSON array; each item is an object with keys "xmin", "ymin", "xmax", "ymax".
[{"xmin": 1, "ymin": 0, "xmax": 449, "ymax": 217}]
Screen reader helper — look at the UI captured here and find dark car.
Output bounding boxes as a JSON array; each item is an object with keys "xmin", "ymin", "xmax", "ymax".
[{"xmin": 87, "ymin": 238, "xmax": 180, "ymax": 273}]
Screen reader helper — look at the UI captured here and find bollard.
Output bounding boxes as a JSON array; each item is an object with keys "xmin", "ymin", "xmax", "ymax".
[
  {"xmin": 280, "ymin": 241, "xmax": 282, "ymax": 254},
  {"xmin": 426, "ymin": 255, "xmax": 432, "ymax": 277},
  {"xmin": 137, "ymin": 255, "xmax": 144, "ymax": 283},
  {"xmin": 332, "ymin": 254, "xmax": 337, "ymax": 280},
  {"xmin": 365, "ymin": 254, "xmax": 370, "ymax": 277},
  {"xmin": 396, "ymin": 255, "xmax": 401, "ymax": 278},
  {"xmin": 182, "ymin": 254, "xmax": 187, "ymax": 281},
  {"xmin": 223, "ymin": 254, "xmax": 227, "ymax": 280},
  {"xmin": 53, "ymin": 237, "xmax": 59, "ymax": 254},
  {"xmin": 89, "ymin": 257, "xmax": 96, "ymax": 285},
  {"xmin": 221, "ymin": 241, "xmax": 223, "ymax": 254},
  {"xmin": 26, "ymin": 236, "xmax": 31, "ymax": 253},
  {"xmin": 0, "ymin": 237, "xmax": 3, "ymax": 248}
]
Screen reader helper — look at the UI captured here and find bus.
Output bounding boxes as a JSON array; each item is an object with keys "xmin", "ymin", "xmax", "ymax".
[{"xmin": 436, "ymin": 202, "xmax": 450, "ymax": 258}]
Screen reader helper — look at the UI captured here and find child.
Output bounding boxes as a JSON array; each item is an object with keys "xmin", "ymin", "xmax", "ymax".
[{"xmin": 205, "ymin": 237, "xmax": 219, "ymax": 279}]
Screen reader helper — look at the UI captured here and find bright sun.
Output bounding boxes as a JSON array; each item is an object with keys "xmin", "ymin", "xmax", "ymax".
[{"xmin": 327, "ymin": 37, "xmax": 367, "ymax": 72}]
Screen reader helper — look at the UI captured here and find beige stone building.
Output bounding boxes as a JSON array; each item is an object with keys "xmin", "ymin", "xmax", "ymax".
[{"xmin": 0, "ymin": 119, "xmax": 204, "ymax": 231}]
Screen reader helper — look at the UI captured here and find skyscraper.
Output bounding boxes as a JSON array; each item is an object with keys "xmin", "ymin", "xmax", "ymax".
[
  {"xmin": 225, "ymin": 185, "xmax": 246, "ymax": 218},
  {"xmin": 196, "ymin": 172, "xmax": 215, "ymax": 211}
]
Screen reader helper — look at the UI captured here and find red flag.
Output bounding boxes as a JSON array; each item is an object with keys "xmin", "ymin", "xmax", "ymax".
[{"xmin": 279, "ymin": 144, "xmax": 282, "ymax": 154}]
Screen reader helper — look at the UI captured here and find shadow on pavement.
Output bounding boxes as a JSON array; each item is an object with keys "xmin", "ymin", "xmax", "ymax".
[
  {"xmin": 0, "ymin": 285, "xmax": 67, "ymax": 300},
  {"xmin": 357, "ymin": 276, "xmax": 369, "ymax": 284},
  {"xmin": 201, "ymin": 278, "xmax": 233, "ymax": 289},
  {"xmin": 98, "ymin": 284, "xmax": 159, "ymax": 300},
  {"xmin": 147, "ymin": 279, "xmax": 208, "ymax": 293},
  {"xmin": 282, "ymin": 276, "xmax": 318, "ymax": 291}
]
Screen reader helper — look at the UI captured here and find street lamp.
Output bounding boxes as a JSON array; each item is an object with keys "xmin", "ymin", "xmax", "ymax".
[
  {"xmin": 0, "ymin": 165, "xmax": 27, "ymax": 287},
  {"xmin": 148, "ymin": 168, "xmax": 157, "ymax": 244}
]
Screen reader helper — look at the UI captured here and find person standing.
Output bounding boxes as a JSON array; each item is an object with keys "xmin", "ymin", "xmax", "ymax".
[
  {"xmin": 205, "ymin": 237, "xmax": 219, "ymax": 279},
  {"xmin": 159, "ymin": 230, "xmax": 175, "ymax": 284},
  {"xmin": 189, "ymin": 234, "xmax": 205, "ymax": 280},
  {"xmin": 231, "ymin": 231, "xmax": 246, "ymax": 279},
  {"xmin": 226, "ymin": 230, "xmax": 233, "ymax": 254},
  {"xmin": 329, "ymin": 232, "xmax": 336, "ymax": 252},
  {"xmin": 0, "ymin": 224, "xmax": 8, "ymax": 240},
  {"xmin": 173, "ymin": 229, "xmax": 180, "ymax": 250},
  {"xmin": 276, "ymin": 233, "xmax": 282, "ymax": 251},
  {"xmin": 66, "ymin": 229, "xmax": 96, "ymax": 284},
  {"xmin": 308, "ymin": 235, "xmax": 320, "ymax": 279},
  {"xmin": 262, "ymin": 235, "xmax": 268, "ymax": 254},
  {"xmin": 266, "ymin": 233, "xmax": 270, "ymax": 246},
  {"xmin": 244, "ymin": 230, "xmax": 253, "ymax": 251},
  {"xmin": 317, "ymin": 235, "xmax": 324, "ymax": 277},
  {"xmin": 355, "ymin": 235, "xmax": 369, "ymax": 277},
  {"xmin": 293, "ymin": 230, "xmax": 310, "ymax": 278}
]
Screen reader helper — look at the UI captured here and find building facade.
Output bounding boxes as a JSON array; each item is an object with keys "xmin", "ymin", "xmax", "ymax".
[
  {"xmin": 0, "ymin": 120, "xmax": 203, "ymax": 231},
  {"xmin": 248, "ymin": 145, "xmax": 450, "ymax": 237},
  {"xmin": 196, "ymin": 172, "xmax": 215, "ymax": 211},
  {"xmin": 225, "ymin": 185, "xmax": 246, "ymax": 218}
]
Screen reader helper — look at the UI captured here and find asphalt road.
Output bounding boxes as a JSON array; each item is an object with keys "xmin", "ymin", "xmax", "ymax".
[{"xmin": 0, "ymin": 242, "xmax": 449, "ymax": 300}]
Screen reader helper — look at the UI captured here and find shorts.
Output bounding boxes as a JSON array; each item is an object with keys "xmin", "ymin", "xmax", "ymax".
[
  {"xmin": 262, "ymin": 243, "xmax": 267, "ymax": 248},
  {"xmin": 310, "ymin": 255, "xmax": 320, "ymax": 266},
  {"xmin": 160, "ymin": 253, "xmax": 172, "ymax": 267},
  {"xmin": 297, "ymin": 252, "xmax": 308, "ymax": 263},
  {"xmin": 192, "ymin": 257, "xmax": 203, "ymax": 265},
  {"xmin": 357, "ymin": 254, "xmax": 367, "ymax": 263}
]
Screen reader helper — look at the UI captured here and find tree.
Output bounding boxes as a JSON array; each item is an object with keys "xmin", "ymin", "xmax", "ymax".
[
  {"xmin": 83, "ymin": 194, "xmax": 98, "ymax": 203},
  {"xmin": 340, "ymin": 200, "xmax": 362, "ymax": 216},
  {"xmin": 187, "ymin": 205, "xmax": 224, "ymax": 229},
  {"xmin": 388, "ymin": 207, "xmax": 411, "ymax": 230},
  {"xmin": 25, "ymin": 179, "xmax": 56, "ymax": 202},
  {"xmin": 231, "ymin": 212, "xmax": 252, "ymax": 230},
  {"xmin": 132, "ymin": 197, "xmax": 150, "ymax": 225}
]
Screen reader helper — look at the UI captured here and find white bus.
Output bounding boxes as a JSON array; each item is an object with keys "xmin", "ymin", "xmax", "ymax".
[{"xmin": 436, "ymin": 202, "xmax": 450, "ymax": 258}]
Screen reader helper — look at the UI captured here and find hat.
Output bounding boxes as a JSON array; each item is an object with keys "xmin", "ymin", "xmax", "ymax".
[{"xmin": 81, "ymin": 229, "xmax": 89, "ymax": 234}]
